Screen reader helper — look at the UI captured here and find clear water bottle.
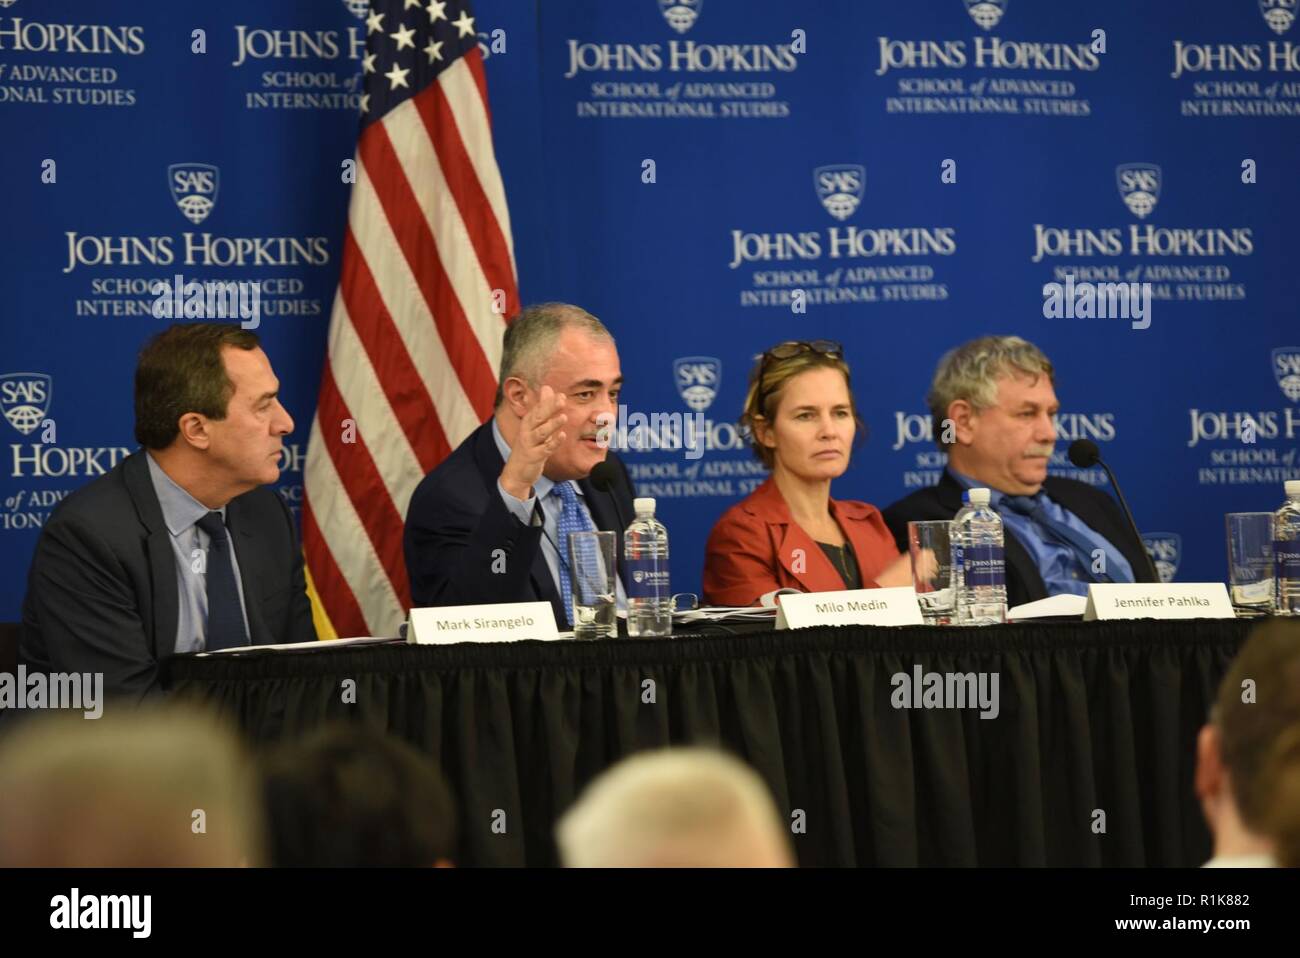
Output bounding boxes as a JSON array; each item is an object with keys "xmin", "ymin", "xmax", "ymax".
[
  {"xmin": 1275, "ymin": 480, "xmax": 1300, "ymax": 615},
  {"xmin": 625, "ymin": 497, "xmax": 672, "ymax": 636},
  {"xmin": 948, "ymin": 490, "xmax": 973, "ymax": 621},
  {"xmin": 952, "ymin": 488, "xmax": 1007, "ymax": 625}
]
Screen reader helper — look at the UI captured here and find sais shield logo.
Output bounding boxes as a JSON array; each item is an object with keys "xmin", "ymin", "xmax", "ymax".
[
  {"xmin": 168, "ymin": 163, "xmax": 219, "ymax": 225},
  {"xmin": 342, "ymin": 0, "xmax": 370, "ymax": 19},
  {"xmin": 1273, "ymin": 347, "xmax": 1300, "ymax": 401},
  {"xmin": 1260, "ymin": 0, "xmax": 1298, "ymax": 35},
  {"xmin": 963, "ymin": 0, "xmax": 1008, "ymax": 31},
  {"xmin": 673, "ymin": 356, "xmax": 721, "ymax": 412},
  {"xmin": 814, "ymin": 164, "xmax": 865, "ymax": 221},
  {"xmin": 1116, "ymin": 163, "xmax": 1160, "ymax": 219},
  {"xmin": 1142, "ymin": 533, "xmax": 1181, "ymax": 584},
  {"xmin": 0, "ymin": 373, "xmax": 52, "ymax": 436},
  {"xmin": 658, "ymin": 0, "xmax": 702, "ymax": 34},
  {"xmin": 0, "ymin": 1, "xmax": 18, "ymax": 9}
]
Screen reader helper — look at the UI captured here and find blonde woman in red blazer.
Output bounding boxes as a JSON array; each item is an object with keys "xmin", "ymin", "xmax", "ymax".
[{"xmin": 703, "ymin": 341, "xmax": 911, "ymax": 606}]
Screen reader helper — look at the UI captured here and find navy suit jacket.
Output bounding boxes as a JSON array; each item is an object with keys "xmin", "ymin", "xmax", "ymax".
[
  {"xmin": 403, "ymin": 421, "xmax": 636, "ymax": 626},
  {"xmin": 19, "ymin": 451, "xmax": 316, "ymax": 701},
  {"xmin": 881, "ymin": 470, "xmax": 1155, "ymax": 610}
]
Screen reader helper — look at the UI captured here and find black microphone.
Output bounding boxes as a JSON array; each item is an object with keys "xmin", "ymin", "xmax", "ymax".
[
  {"xmin": 1067, "ymin": 439, "xmax": 1159, "ymax": 582},
  {"xmin": 589, "ymin": 460, "xmax": 631, "ymax": 533}
]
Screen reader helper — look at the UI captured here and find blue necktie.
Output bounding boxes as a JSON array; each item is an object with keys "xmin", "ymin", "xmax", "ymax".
[
  {"xmin": 999, "ymin": 495, "xmax": 1113, "ymax": 584},
  {"xmin": 552, "ymin": 482, "xmax": 597, "ymax": 626},
  {"xmin": 196, "ymin": 511, "xmax": 250, "ymax": 650}
]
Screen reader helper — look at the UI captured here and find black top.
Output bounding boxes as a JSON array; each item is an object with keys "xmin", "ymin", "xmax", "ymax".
[{"xmin": 817, "ymin": 540, "xmax": 862, "ymax": 589}]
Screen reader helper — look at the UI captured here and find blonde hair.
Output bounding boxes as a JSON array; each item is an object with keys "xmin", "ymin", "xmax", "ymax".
[
  {"xmin": 0, "ymin": 704, "xmax": 263, "ymax": 867},
  {"xmin": 740, "ymin": 347, "xmax": 862, "ymax": 469},
  {"xmin": 556, "ymin": 747, "xmax": 793, "ymax": 868}
]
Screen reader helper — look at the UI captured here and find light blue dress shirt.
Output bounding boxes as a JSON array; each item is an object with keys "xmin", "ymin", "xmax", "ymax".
[
  {"xmin": 947, "ymin": 466, "xmax": 1134, "ymax": 596},
  {"xmin": 146, "ymin": 453, "xmax": 251, "ymax": 652},
  {"xmin": 492, "ymin": 419, "xmax": 627, "ymax": 610}
]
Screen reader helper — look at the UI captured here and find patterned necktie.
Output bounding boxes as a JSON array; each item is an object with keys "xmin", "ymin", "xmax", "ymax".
[
  {"xmin": 999, "ymin": 495, "xmax": 1113, "ymax": 584},
  {"xmin": 552, "ymin": 482, "xmax": 597, "ymax": 626},
  {"xmin": 196, "ymin": 511, "xmax": 250, "ymax": 650}
]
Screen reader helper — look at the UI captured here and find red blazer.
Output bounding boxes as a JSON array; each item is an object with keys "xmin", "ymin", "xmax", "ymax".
[{"xmin": 702, "ymin": 477, "xmax": 902, "ymax": 606}]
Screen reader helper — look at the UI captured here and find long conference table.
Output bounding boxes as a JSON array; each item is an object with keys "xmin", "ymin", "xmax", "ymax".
[{"xmin": 161, "ymin": 617, "xmax": 1253, "ymax": 867}]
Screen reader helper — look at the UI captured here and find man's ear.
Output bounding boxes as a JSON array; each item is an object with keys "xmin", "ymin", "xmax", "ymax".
[
  {"xmin": 947, "ymin": 399, "xmax": 976, "ymax": 446},
  {"xmin": 501, "ymin": 376, "xmax": 531, "ymax": 418},
  {"xmin": 176, "ymin": 413, "xmax": 211, "ymax": 451},
  {"xmin": 1195, "ymin": 723, "xmax": 1224, "ymax": 803}
]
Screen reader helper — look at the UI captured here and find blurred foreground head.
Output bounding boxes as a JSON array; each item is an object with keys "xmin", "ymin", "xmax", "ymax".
[
  {"xmin": 261, "ymin": 723, "xmax": 457, "ymax": 867},
  {"xmin": 556, "ymin": 747, "xmax": 794, "ymax": 868},
  {"xmin": 0, "ymin": 703, "xmax": 260, "ymax": 867},
  {"xmin": 1197, "ymin": 618, "xmax": 1300, "ymax": 863}
]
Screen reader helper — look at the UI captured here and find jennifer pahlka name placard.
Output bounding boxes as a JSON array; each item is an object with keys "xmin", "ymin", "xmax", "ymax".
[
  {"xmin": 776, "ymin": 587, "xmax": 924, "ymax": 630},
  {"xmin": 408, "ymin": 602, "xmax": 560, "ymax": 645},
  {"xmin": 1083, "ymin": 583, "xmax": 1234, "ymax": 621}
]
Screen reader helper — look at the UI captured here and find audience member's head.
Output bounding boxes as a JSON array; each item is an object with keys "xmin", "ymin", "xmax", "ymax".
[
  {"xmin": 0, "ymin": 704, "xmax": 261, "ymax": 866},
  {"xmin": 556, "ymin": 747, "xmax": 794, "ymax": 868},
  {"xmin": 1196, "ymin": 618, "xmax": 1300, "ymax": 865},
  {"xmin": 261, "ymin": 723, "xmax": 457, "ymax": 867},
  {"xmin": 1261, "ymin": 726, "xmax": 1300, "ymax": 868}
]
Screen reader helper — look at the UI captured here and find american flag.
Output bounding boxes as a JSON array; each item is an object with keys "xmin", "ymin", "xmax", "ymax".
[{"xmin": 303, "ymin": 0, "xmax": 518, "ymax": 638}]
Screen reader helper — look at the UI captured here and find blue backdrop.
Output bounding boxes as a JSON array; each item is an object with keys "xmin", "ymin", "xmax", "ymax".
[{"xmin": 2, "ymin": 0, "xmax": 1298, "ymax": 623}]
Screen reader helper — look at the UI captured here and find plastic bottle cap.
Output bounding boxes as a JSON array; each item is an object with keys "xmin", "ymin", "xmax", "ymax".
[
  {"xmin": 1288, "ymin": 480, "xmax": 1300, "ymax": 498},
  {"xmin": 968, "ymin": 488, "xmax": 991, "ymax": 506},
  {"xmin": 633, "ymin": 497, "xmax": 656, "ymax": 516}
]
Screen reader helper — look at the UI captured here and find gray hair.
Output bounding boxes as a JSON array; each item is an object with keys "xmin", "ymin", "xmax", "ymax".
[
  {"xmin": 494, "ymin": 303, "xmax": 613, "ymax": 408},
  {"xmin": 0, "ymin": 705, "xmax": 262, "ymax": 867},
  {"xmin": 926, "ymin": 335, "xmax": 1055, "ymax": 443},
  {"xmin": 556, "ymin": 747, "xmax": 793, "ymax": 868}
]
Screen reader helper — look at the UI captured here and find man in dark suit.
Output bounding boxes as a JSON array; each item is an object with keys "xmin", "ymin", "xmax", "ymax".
[
  {"xmin": 404, "ymin": 303, "xmax": 635, "ymax": 626},
  {"xmin": 882, "ymin": 335, "xmax": 1154, "ymax": 610},
  {"xmin": 20, "ymin": 323, "xmax": 315, "ymax": 701}
]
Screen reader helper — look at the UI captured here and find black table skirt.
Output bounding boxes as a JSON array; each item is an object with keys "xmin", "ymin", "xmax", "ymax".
[{"xmin": 163, "ymin": 618, "xmax": 1252, "ymax": 867}]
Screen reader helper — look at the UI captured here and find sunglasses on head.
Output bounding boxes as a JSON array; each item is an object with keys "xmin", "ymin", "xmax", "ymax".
[{"xmin": 755, "ymin": 340, "xmax": 844, "ymax": 414}]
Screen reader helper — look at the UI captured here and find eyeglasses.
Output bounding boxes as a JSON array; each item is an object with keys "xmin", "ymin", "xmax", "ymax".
[{"xmin": 755, "ymin": 340, "xmax": 844, "ymax": 414}]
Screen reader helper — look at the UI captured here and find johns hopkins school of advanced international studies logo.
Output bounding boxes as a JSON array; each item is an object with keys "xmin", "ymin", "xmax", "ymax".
[
  {"xmin": 659, "ymin": 0, "xmax": 702, "ymax": 34},
  {"xmin": 1274, "ymin": 347, "xmax": 1300, "ymax": 401},
  {"xmin": 1260, "ymin": 0, "xmax": 1298, "ymax": 35},
  {"xmin": 1116, "ymin": 164, "xmax": 1161, "ymax": 219},
  {"xmin": 674, "ymin": 356, "xmax": 720, "ymax": 412},
  {"xmin": 964, "ymin": 0, "xmax": 1009, "ymax": 31},
  {"xmin": 814, "ymin": 165, "xmax": 865, "ymax": 221},
  {"xmin": 1, "ymin": 373, "xmax": 51, "ymax": 436},
  {"xmin": 168, "ymin": 163, "xmax": 219, "ymax": 225},
  {"xmin": 1142, "ymin": 533, "xmax": 1182, "ymax": 584}
]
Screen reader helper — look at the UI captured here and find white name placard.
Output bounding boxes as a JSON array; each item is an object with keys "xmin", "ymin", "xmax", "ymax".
[
  {"xmin": 408, "ymin": 602, "xmax": 560, "ymax": 644},
  {"xmin": 1083, "ymin": 583, "xmax": 1235, "ymax": 621},
  {"xmin": 775, "ymin": 587, "xmax": 924, "ymax": 630}
]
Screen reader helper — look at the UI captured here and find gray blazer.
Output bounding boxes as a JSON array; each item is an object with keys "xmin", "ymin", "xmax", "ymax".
[{"xmin": 20, "ymin": 450, "xmax": 316, "ymax": 700}]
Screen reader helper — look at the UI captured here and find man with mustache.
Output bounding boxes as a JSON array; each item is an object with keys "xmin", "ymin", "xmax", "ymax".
[
  {"xmin": 404, "ymin": 303, "xmax": 634, "ymax": 628},
  {"xmin": 882, "ymin": 335, "xmax": 1154, "ymax": 609},
  {"xmin": 20, "ymin": 323, "xmax": 315, "ymax": 702}
]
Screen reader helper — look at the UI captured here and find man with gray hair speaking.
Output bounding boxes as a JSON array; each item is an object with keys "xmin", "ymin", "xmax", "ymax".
[
  {"xmin": 404, "ymin": 303, "xmax": 635, "ymax": 627},
  {"xmin": 882, "ymin": 335, "xmax": 1154, "ymax": 610}
]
